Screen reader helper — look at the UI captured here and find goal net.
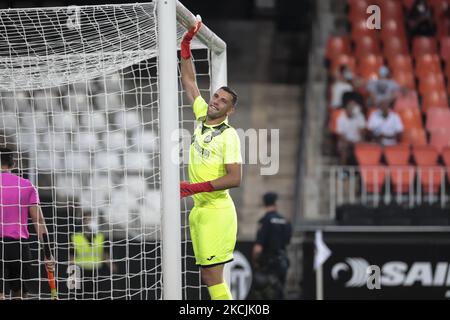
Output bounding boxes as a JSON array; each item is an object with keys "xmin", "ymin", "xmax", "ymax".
[{"xmin": 0, "ymin": 1, "xmax": 225, "ymax": 300}]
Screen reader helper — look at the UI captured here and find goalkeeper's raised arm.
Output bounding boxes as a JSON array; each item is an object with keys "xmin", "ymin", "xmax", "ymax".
[
  {"xmin": 180, "ymin": 16, "xmax": 202, "ymax": 105},
  {"xmin": 178, "ymin": 17, "xmax": 243, "ymax": 300}
]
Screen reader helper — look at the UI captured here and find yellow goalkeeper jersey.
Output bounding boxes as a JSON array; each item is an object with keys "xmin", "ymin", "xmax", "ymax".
[{"xmin": 188, "ymin": 95, "xmax": 242, "ymax": 208}]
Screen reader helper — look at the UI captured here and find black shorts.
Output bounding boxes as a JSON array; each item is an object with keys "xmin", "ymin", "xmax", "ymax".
[{"xmin": 0, "ymin": 238, "xmax": 32, "ymax": 294}]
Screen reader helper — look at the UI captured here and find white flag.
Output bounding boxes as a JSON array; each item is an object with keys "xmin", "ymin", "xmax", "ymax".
[{"xmin": 314, "ymin": 230, "xmax": 331, "ymax": 270}]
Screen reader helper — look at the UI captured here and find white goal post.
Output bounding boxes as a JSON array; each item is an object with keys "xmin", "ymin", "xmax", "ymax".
[{"xmin": 0, "ymin": 0, "xmax": 227, "ymax": 300}]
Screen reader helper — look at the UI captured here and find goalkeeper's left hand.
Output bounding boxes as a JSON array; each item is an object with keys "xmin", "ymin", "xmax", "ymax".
[
  {"xmin": 181, "ymin": 15, "xmax": 202, "ymax": 59},
  {"xmin": 180, "ymin": 181, "xmax": 214, "ymax": 199}
]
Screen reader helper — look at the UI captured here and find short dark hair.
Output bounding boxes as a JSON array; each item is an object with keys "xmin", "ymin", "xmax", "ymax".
[
  {"xmin": 219, "ymin": 86, "xmax": 238, "ymax": 106},
  {"xmin": 0, "ymin": 147, "xmax": 14, "ymax": 168},
  {"xmin": 342, "ymin": 91, "xmax": 364, "ymax": 108},
  {"xmin": 263, "ymin": 192, "xmax": 278, "ymax": 207}
]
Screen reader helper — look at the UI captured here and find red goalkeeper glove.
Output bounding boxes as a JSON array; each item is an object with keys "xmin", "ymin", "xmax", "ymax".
[
  {"xmin": 181, "ymin": 15, "xmax": 202, "ymax": 59},
  {"xmin": 180, "ymin": 181, "xmax": 214, "ymax": 199}
]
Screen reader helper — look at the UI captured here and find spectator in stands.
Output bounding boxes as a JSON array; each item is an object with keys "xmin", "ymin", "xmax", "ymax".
[
  {"xmin": 342, "ymin": 91, "xmax": 366, "ymax": 116},
  {"xmin": 336, "ymin": 97, "xmax": 366, "ymax": 165},
  {"xmin": 330, "ymin": 65, "xmax": 354, "ymax": 109},
  {"xmin": 367, "ymin": 98, "xmax": 404, "ymax": 146},
  {"xmin": 407, "ymin": 0, "xmax": 435, "ymax": 37},
  {"xmin": 366, "ymin": 66, "xmax": 401, "ymax": 108},
  {"xmin": 69, "ymin": 213, "xmax": 116, "ymax": 299},
  {"xmin": 250, "ymin": 192, "xmax": 292, "ymax": 300}
]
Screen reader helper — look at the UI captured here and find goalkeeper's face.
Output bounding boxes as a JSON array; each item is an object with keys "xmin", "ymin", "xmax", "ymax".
[{"xmin": 207, "ymin": 89, "xmax": 235, "ymax": 119}]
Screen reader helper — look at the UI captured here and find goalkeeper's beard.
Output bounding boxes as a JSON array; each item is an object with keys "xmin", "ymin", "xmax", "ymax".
[{"xmin": 207, "ymin": 105, "xmax": 228, "ymax": 120}]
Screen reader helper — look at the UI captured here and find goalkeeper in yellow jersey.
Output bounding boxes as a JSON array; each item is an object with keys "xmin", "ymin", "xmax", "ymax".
[{"xmin": 179, "ymin": 17, "xmax": 242, "ymax": 300}]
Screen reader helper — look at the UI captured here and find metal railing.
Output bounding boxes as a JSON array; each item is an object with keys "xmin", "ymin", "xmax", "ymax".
[{"xmin": 321, "ymin": 166, "xmax": 450, "ymax": 218}]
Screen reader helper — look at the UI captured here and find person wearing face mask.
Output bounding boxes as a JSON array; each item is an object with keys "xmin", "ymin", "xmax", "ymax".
[
  {"xmin": 330, "ymin": 65, "xmax": 354, "ymax": 109},
  {"xmin": 366, "ymin": 66, "xmax": 401, "ymax": 108},
  {"xmin": 367, "ymin": 98, "xmax": 404, "ymax": 146},
  {"xmin": 336, "ymin": 97, "xmax": 367, "ymax": 166},
  {"xmin": 70, "ymin": 214, "xmax": 116, "ymax": 299},
  {"xmin": 407, "ymin": 0, "xmax": 435, "ymax": 37}
]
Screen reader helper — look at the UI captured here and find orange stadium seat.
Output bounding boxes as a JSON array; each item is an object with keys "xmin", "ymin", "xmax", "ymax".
[
  {"xmin": 328, "ymin": 108, "xmax": 345, "ymax": 134},
  {"xmin": 422, "ymin": 91, "xmax": 449, "ymax": 113},
  {"xmin": 442, "ymin": 147, "xmax": 450, "ymax": 181},
  {"xmin": 381, "ymin": 20, "xmax": 406, "ymax": 40},
  {"xmin": 360, "ymin": 166, "xmax": 387, "ymax": 193},
  {"xmin": 402, "ymin": 0, "xmax": 416, "ymax": 10},
  {"xmin": 355, "ymin": 143, "xmax": 383, "ymax": 165},
  {"xmin": 394, "ymin": 90, "xmax": 420, "ymax": 112},
  {"xmin": 355, "ymin": 36, "xmax": 381, "ymax": 57},
  {"xmin": 357, "ymin": 54, "xmax": 383, "ymax": 80},
  {"xmin": 388, "ymin": 54, "xmax": 414, "ymax": 74},
  {"xmin": 393, "ymin": 71, "xmax": 416, "ymax": 90},
  {"xmin": 413, "ymin": 37, "xmax": 438, "ymax": 57},
  {"xmin": 413, "ymin": 143, "xmax": 443, "ymax": 192},
  {"xmin": 413, "ymin": 145, "xmax": 439, "ymax": 166},
  {"xmin": 348, "ymin": 0, "xmax": 368, "ymax": 5},
  {"xmin": 384, "ymin": 38, "xmax": 409, "ymax": 62},
  {"xmin": 389, "ymin": 166, "xmax": 416, "ymax": 194},
  {"xmin": 331, "ymin": 55, "xmax": 356, "ymax": 75},
  {"xmin": 426, "ymin": 108, "xmax": 450, "ymax": 131},
  {"xmin": 399, "ymin": 108, "xmax": 423, "ymax": 129},
  {"xmin": 443, "ymin": 147, "xmax": 450, "ymax": 166},
  {"xmin": 437, "ymin": 19, "xmax": 450, "ymax": 38},
  {"xmin": 348, "ymin": 0, "xmax": 370, "ymax": 22},
  {"xmin": 419, "ymin": 74, "xmax": 446, "ymax": 96},
  {"xmin": 326, "ymin": 36, "xmax": 352, "ymax": 61},
  {"xmin": 440, "ymin": 37, "xmax": 450, "ymax": 61},
  {"xmin": 384, "ymin": 135, "xmax": 415, "ymax": 198},
  {"xmin": 379, "ymin": 2, "xmax": 404, "ymax": 23},
  {"xmin": 402, "ymin": 128, "xmax": 428, "ymax": 146},
  {"xmin": 430, "ymin": 129, "xmax": 450, "ymax": 154},
  {"xmin": 418, "ymin": 166, "xmax": 444, "ymax": 194},
  {"xmin": 384, "ymin": 144, "xmax": 411, "ymax": 166},
  {"xmin": 351, "ymin": 19, "xmax": 379, "ymax": 40},
  {"xmin": 415, "ymin": 54, "xmax": 442, "ymax": 78},
  {"xmin": 429, "ymin": 0, "xmax": 450, "ymax": 21}
]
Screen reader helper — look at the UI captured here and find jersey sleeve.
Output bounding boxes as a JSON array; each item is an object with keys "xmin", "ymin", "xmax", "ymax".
[
  {"xmin": 222, "ymin": 128, "xmax": 242, "ymax": 164},
  {"xmin": 28, "ymin": 182, "xmax": 40, "ymax": 205},
  {"xmin": 193, "ymin": 95, "xmax": 208, "ymax": 121}
]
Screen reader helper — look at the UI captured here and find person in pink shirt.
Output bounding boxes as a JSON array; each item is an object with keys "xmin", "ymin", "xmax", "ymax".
[{"xmin": 0, "ymin": 148, "xmax": 54, "ymax": 299}]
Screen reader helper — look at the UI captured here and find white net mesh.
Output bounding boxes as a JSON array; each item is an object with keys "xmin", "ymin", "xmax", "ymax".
[{"xmin": 0, "ymin": 2, "xmax": 211, "ymax": 300}]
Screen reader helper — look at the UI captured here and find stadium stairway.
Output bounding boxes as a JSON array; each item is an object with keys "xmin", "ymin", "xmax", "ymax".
[
  {"xmin": 237, "ymin": 84, "xmax": 303, "ymax": 241},
  {"xmin": 300, "ymin": 0, "xmax": 348, "ymax": 221}
]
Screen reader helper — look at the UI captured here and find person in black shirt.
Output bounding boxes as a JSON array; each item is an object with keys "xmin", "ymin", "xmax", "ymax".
[
  {"xmin": 407, "ymin": 0, "xmax": 435, "ymax": 37},
  {"xmin": 250, "ymin": 192, "xmax": 292, "ymax": 299}
]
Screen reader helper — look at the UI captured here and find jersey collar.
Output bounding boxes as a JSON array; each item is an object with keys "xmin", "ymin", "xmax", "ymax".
[{"xmin": 203, "ymin": 116, "xmax": 229, "ymax": 128}]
